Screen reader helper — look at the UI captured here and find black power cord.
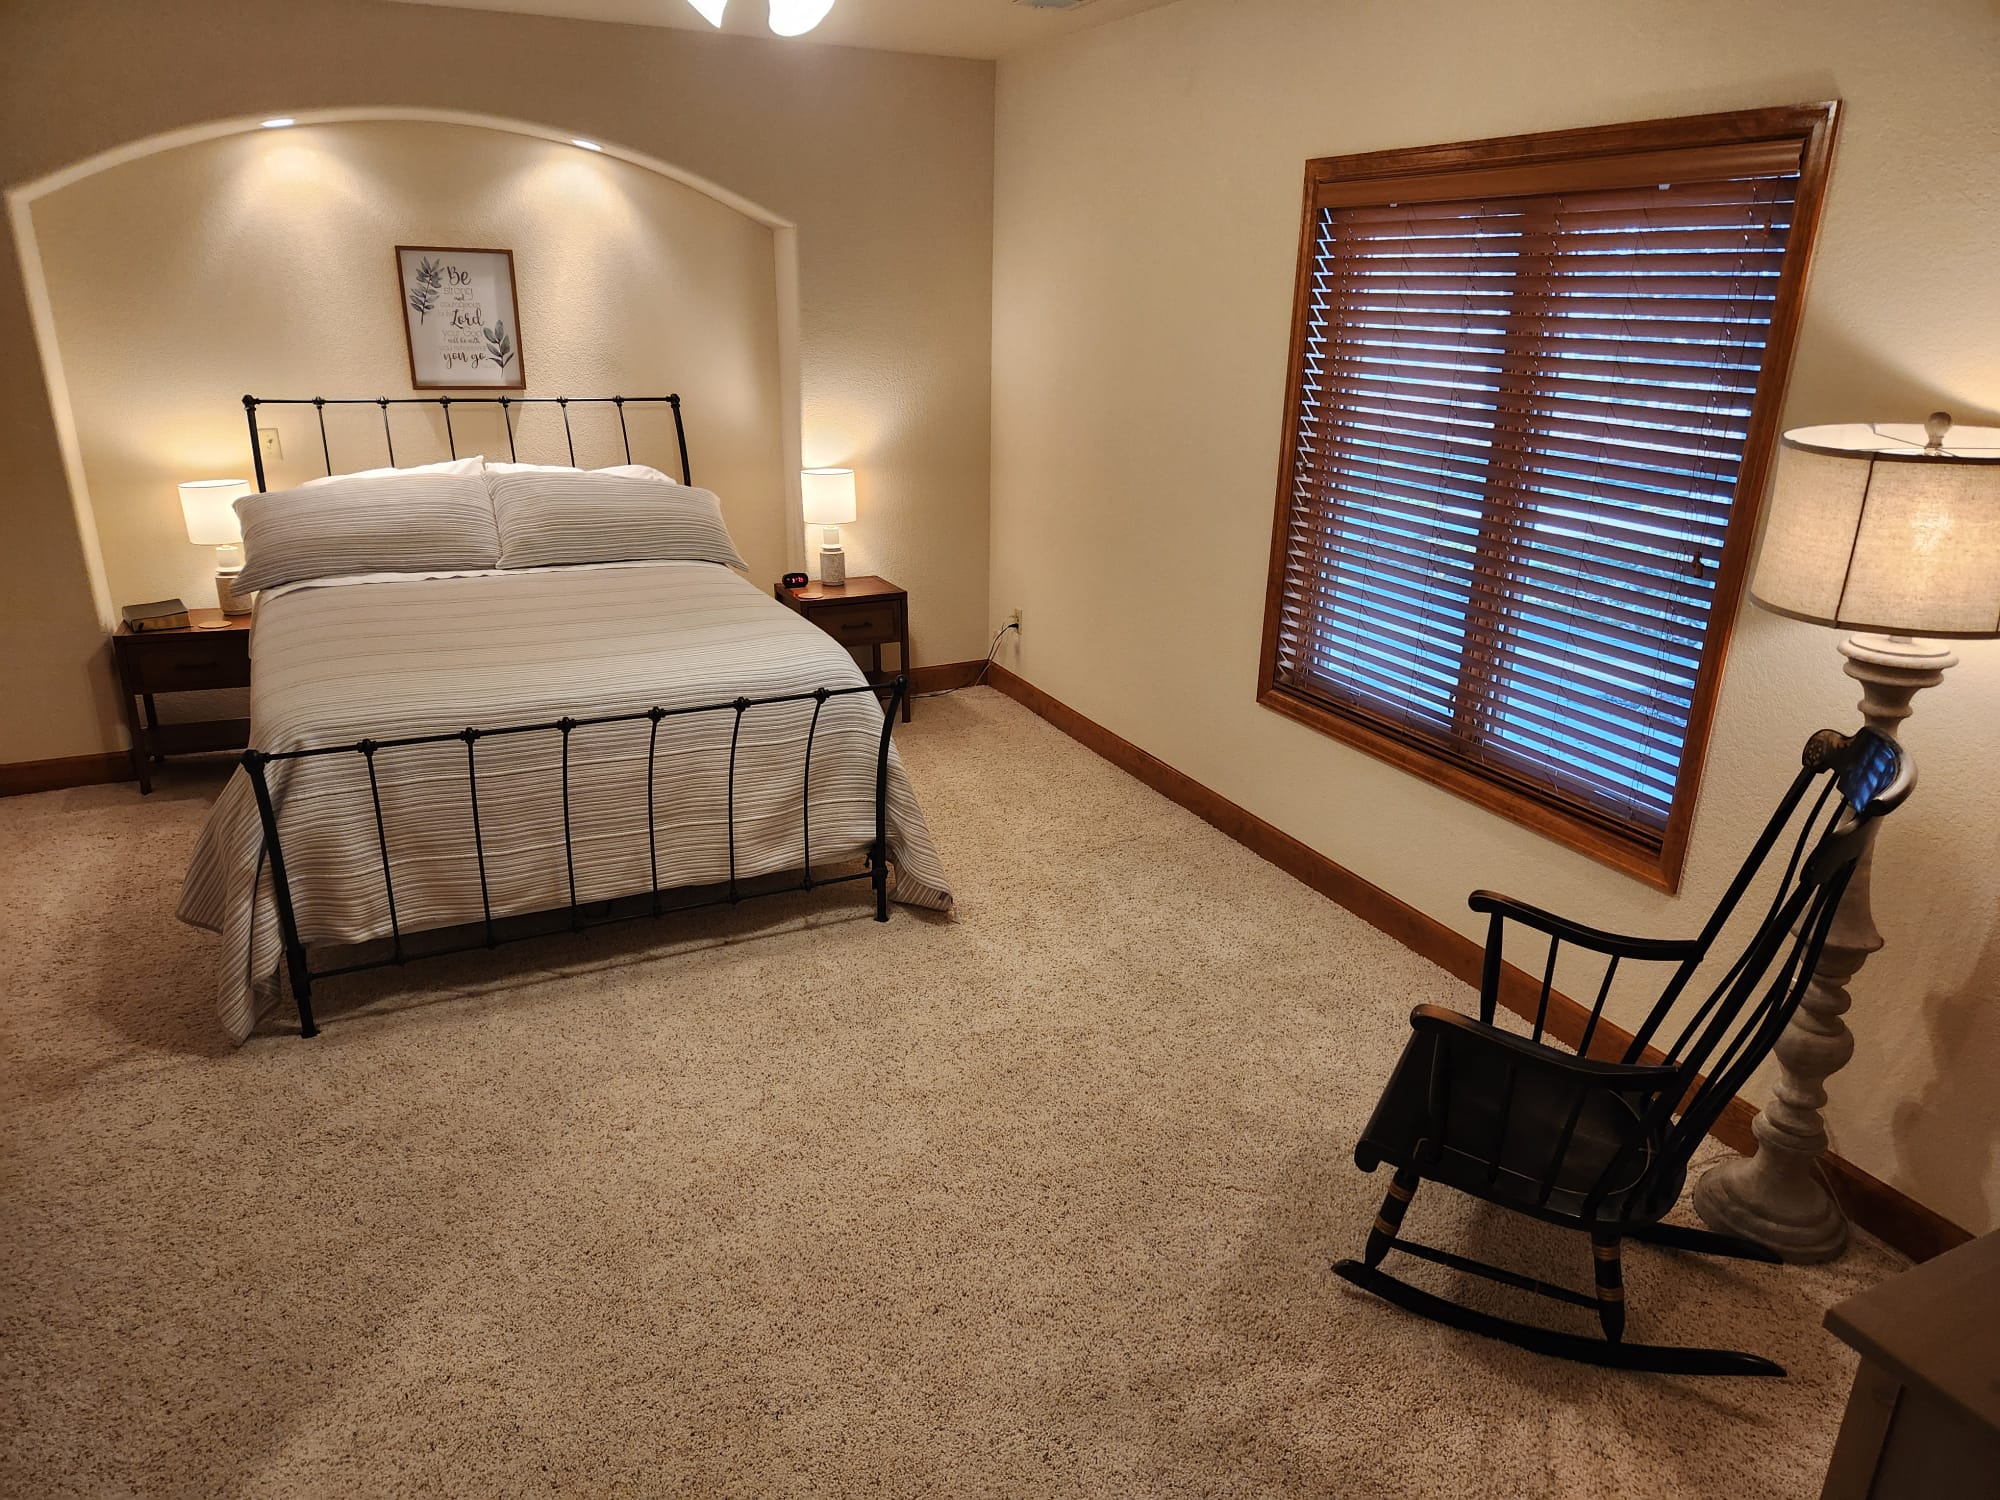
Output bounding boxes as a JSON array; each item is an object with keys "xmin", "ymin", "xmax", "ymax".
[{"xmin": 918, "ymin": 620, "xmax": 1019, "ymax": 699}]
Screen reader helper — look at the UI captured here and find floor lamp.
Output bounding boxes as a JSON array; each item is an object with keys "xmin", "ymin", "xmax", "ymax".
[{"xmin": 1694, "ymin": 413, "xmax": 2000, "ymax": 1261}]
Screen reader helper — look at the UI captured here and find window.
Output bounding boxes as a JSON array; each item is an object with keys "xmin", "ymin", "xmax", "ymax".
[{"xmin": 1258, "ymin": 105, "xmax": 1839, "ymax": 891}]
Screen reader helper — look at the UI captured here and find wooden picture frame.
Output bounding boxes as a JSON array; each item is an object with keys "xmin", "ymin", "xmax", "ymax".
[{"xmin": 395, "ymin": 245, "xmax": 527, "ymax": 390}]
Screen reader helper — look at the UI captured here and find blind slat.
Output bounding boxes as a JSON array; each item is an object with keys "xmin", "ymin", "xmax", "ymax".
[
  {"xmin": 1321, "ymin": 224, "xmax": 1790, "ymax": 254},
  {"xmin": 1298, "ymin": 531, "xmax": 1712, "ymax": 657},
  {"xmin": 1323, "ymin": 176, "xmax": 1796, "ymax": 227},
  {"xmin": 1300, "ymin": 395, "xmax": 1752, "ymax": 478},
  {"xmin": 1297, "ymin": 476, "xmax": 1731, "ymax": 598},
  {"xmin": 1325, "ymin": 321, "xmax": 1772, "ymax": 370},
  {"xmin": 1312, "ymin": 438, "xmax": 1744, "ymax": 512},
  {"xmin": 1319, "ymin": 290, "xmax": 1791, "ymax": 322},
  {"xmin": 1345, "ymin": 354, "xmax": 1766, "ymax": 397}
]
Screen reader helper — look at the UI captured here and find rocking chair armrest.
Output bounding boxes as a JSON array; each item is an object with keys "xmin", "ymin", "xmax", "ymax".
[
  {"xmin": 1468, "ymin": 891, "xmax": 1702, "ymax": 963},
  {"xmin": 1408, "ymin": 1004, "xmax": 1680, "ymax": 1088}
]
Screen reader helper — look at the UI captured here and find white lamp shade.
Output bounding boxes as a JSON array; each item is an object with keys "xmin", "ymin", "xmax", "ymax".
[
  {"xmin": 1752, "ymin": 422, "xmax": 2000, "ymax": 639},
  {"xmin": 180, "ymin": 479, "xmax": 251, "ymax": 547},
  {"xmin": 801, "ymin": 468, "xmax": 858, "ymax": 526}
]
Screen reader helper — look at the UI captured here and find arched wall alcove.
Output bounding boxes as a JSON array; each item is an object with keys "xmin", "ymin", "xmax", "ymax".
[
  {"xmin": 8, "ymin": 107, "xmax": 807, "ymax": 627},
  {"xmin": 2, "ymin": 8, "xmax": 997, "ymax": 768}
]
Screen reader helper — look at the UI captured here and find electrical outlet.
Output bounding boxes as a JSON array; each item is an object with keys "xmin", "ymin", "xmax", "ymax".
[
  {"xmin": 1008, "ymin": 608, "xmax": 1023, "ymax": 628},
  {"xmin": 258, "ymin": 427, "xmax": 283, "ymax": 462}
]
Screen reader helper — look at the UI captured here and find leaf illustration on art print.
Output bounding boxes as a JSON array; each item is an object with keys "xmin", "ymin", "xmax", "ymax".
[
  {"xmin": 408, "ymin": 256, "xmax": 445, "ymax": 322},
  {"xmin": 482, "ymin": 319, "xmax": 516, "ymax": 371}
]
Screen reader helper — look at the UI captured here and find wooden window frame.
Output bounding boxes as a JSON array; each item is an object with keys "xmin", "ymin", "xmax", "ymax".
[{"xmin": 1256, "ymin": 103, "xmax": 1841, "ymax": 893}]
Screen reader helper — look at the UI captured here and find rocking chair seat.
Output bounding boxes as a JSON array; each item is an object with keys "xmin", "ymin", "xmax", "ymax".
[{"xmin": 1355, "ymin": 1006, "xmax": 1683, "ymax": 1228}]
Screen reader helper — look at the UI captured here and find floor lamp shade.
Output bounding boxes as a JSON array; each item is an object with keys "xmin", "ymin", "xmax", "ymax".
[{"xmin": 1751, "ymin": 419, "xmax": 2000, "ymax": 639}]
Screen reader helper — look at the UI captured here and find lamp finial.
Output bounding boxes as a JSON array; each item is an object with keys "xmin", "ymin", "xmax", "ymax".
[{"xmin": 1924, "ymin": 411, "xmax": 1953, "ymax": 452}]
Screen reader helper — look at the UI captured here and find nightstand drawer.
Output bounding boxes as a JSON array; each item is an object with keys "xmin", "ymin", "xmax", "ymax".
[
  {"xmin": 119, "ymin": 633, "xmax": 251, "ymax": 694},
  {"xmin": 811, "ymin": 603, "xmax": 899, "ymax": 645}
]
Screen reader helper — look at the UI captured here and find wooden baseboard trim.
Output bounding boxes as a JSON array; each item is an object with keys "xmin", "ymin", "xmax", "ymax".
[
  {"xmin": 0, "ymin": 751, "xmax": 132, "ymax": 798},
  {"xmin": 909, "ymin": 660, "xmax": 988, "ymax": 696},
  {"xmin": 986, "ymin": 663, "xmax": 1970, "ymax": 1263}
]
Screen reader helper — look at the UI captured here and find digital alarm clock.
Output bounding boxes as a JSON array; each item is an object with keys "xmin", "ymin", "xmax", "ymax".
[{"xmin": 782, "ymin": 571, "xmax": 809, "ymax": 590}]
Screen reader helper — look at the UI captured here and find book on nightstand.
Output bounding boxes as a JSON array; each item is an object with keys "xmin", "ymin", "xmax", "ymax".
[{"xmin": 121, "ymin": 598, "xmax": 191, "ymax": 632}]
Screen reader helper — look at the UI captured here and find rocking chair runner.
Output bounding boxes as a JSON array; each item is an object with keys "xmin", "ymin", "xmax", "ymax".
[{"xmin": 1335, "ymin": 727, "xmax": 1912, "ymax": 1377}]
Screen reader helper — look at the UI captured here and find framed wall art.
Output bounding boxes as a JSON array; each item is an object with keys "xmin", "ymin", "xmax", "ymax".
[{"xmin": 395, "ymin": 245, "xmax": 527, "ymax": 390}]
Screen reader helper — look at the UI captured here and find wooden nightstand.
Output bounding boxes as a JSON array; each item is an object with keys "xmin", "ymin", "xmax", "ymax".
[
  {"xmin": 1820, "ymin": 1230, "xmax": 2000, "ymax": 1499},
  {"xmin": 776, "ymin": 575, "xmax": 912, "ymax": 722},
  {"xmin": 112, "ymin": 609, "xmax": 252, "ymax": 793}
]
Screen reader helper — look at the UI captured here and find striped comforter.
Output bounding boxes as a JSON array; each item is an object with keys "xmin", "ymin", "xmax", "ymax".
[{"xmin": 178, "ymin": 561, "xmax": 952, "ymax": 1042}]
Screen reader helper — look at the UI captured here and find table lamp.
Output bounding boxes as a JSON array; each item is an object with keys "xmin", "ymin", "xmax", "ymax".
[
  {"xmin": 1694, "ymin": 412, "xmax": 2000, "ymax": 1260},
  {"xmin": 802, "ymin": 467, "xmax": 858, "ymax": 586},
  {"xmin": 180, "ymin": 478, "xmax": 253, "ymax": 618}
]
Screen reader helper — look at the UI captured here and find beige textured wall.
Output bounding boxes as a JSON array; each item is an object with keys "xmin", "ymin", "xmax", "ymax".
[
  {"xmin": 992, "ymin": 0, "xmax": 2000, "ymax": 1232},
  {"xmin": 0, "ymin": 0, "xmax": 994, "ymax": 764},
  {"xmin": 34, "ymin": 120, "xmax": 786, "ymax": 609}
]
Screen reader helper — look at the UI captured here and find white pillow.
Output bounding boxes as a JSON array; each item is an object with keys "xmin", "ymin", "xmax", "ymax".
[
  {"xmin": 301, "ymin": 456, "xmax": 485, "ymax": 488},
  {"xmin": 483, "ymin": 460, "xmax": 677, "ymax": 483},
  {"xmin": 485, "ymin": 471, "xmax": 745, "ymax": 571},
  {"xmin": 235, "ymin": 473, "xmax": 500, "ymax": 592}
]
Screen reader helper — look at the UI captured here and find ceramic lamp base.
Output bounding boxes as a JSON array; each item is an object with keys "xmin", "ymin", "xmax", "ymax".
[
  {"xmin": 216, "ymin": 569, "xmax": 254, "ymax": 616},
  {"xmin": 819, "ymin": 544, "xmax": 847, "ymax": 587}
]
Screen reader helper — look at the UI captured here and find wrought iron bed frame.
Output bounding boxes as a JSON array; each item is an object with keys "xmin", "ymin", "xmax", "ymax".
[
  {"xmin": 241, "ymin": 391, "xmax": 693, "ymax": 491},
  {"xmin": 236, "ymin": 392, "xmax": 904, "ymax": 1039}
]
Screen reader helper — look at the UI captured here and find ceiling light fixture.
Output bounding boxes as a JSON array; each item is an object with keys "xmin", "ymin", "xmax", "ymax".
[
  {"xmin": 260, "ymin": 117, "xmax": 295, "ymax": 129},
  {"xmin": 684, "ymin": 0, "xmax": 834, "ymax": 35},
  {"xmin": 766, "ymin": 0, "xmax": 835, "ymax": 35}
]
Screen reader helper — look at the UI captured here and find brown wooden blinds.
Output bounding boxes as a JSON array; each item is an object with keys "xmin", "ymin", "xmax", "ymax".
[{"xmin": 1259, "ymin": 106, "xmax": 1839, "ymax": 890}]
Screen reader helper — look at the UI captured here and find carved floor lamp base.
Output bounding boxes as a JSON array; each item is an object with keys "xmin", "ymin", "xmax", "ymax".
[
  {"xmin": 1694, "ymin": 1145, "xmax": 1850, "ymax": 1264},
  {"xmin": 1693, "ymin": 633, "xmax": 1954, "ymax": 1263}
]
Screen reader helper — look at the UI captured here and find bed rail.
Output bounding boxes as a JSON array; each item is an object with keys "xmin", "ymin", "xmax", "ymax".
[{"xmin": 242, "ymin": 677, "xmax": 907, "ymax": 1038}]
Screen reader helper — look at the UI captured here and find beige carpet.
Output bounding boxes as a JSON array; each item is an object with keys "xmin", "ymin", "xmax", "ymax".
[{"xmin": 1, "ymin": 688, "xmax": 1901, "ymax": 1497}]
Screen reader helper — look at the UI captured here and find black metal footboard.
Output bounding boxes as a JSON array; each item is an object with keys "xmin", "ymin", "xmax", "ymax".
[{"xmin": 241, "ymin": 677, "xmax": 907, "ymax": 1038}]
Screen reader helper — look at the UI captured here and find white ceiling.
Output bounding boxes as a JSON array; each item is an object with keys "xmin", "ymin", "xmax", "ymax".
[{"xmin": 388, "ymin": 0, "xmax": 1185, "ymax": 59}]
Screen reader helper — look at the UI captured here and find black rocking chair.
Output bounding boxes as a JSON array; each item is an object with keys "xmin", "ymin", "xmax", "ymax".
[{"xmin": 1335, "ymin": 727, "xmax": 1912, "ymax": 1377}]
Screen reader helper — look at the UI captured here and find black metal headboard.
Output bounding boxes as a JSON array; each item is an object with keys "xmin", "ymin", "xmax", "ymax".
[{"xmin": 241, "ymin": 393, "xmax": 691, "ymax": 492}]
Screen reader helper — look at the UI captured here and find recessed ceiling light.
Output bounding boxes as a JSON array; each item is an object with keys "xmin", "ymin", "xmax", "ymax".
[
  {"xmin": 260, "ymin": 117, "xmax": 295, "ymax": 129},
  {"xmin": 572, "ymin": 138, "xmax": 604, "ymax": 152}
]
